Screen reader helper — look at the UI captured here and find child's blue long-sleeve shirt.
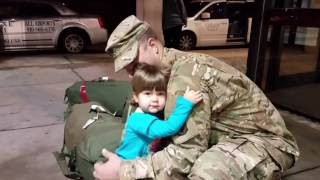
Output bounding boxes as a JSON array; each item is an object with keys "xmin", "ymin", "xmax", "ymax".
[{"xmin": 116, "ymin": 96, "xmax": 194, "ymax": 160}]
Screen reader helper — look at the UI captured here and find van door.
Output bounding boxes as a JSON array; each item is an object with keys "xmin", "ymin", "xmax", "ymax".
[
  {"xmin": 196, "ymin": 2, "xmax": 229, "ymax": 46},
  {"xmin": 226, "ymin": 3, "xmax": 248, "ymax": 42},
  {"xmin": 0, "ymin": 3, "xmax": 24, "ymax": 50},
  {"xmin": 16, "ymin": 2, "xmax": 61, "ymax": 49}
]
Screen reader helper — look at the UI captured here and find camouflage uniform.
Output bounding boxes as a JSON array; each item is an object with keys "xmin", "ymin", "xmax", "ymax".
[{"xmin": 105, "ymin": 15, "xmax": 299, "ymax": 180}]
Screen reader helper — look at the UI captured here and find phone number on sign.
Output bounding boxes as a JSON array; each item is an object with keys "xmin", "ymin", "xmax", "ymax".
[{"xmin": 26, "ymin": 26, "xmax": 55, "ymax": 33}]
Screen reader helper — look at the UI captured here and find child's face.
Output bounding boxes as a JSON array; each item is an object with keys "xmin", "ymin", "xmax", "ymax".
[{"xmin": 134, "ymin": 89, "xmax": 166, "ymax": 114}]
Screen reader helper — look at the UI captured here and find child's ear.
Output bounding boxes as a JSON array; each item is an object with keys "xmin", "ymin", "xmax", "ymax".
[{"xmin": 133, "ymin": 94, "xmax": 139, "ymax": 103}]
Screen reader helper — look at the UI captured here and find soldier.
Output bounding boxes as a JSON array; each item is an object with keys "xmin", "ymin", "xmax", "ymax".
[
  {"xmin": 93, "ymin": 15, "xmax": 299, "ymax": 180},
  {"xmin": 162, "ymin": 0, "xmax": 188, "ymax": 49}
]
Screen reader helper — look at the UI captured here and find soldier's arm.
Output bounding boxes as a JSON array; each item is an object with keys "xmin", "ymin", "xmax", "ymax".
[{"xmin": 120, "ymin": 63, "xmax": 212, "ymax": 179}]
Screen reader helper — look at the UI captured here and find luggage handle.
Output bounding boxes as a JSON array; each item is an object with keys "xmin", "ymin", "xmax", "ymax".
[
  {"xmin": 82, "ymin": 105, "xmax": 117, "ymax": 129},
  {"xmin": 80, "ymin": 81, "xmax": 89, "ymax": 103},
  {"xmin": 81, "ymin": 81, "xmax": 119, "ymax": 116},
  {"xmin": 89, "ymin": 104, "xmax": 117, "ymax": 117}
]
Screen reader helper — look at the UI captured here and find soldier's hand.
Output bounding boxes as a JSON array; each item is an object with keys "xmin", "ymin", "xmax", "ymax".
[
  {"xmin": 183, "ymin": 86, "xmax": 202, "ymax": 104},
  {"xmin": 93, "ymin": 149, "xmax": 120, "ymax": 180}
]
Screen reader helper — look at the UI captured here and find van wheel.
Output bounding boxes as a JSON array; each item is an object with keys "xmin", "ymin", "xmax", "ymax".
[
  {"xmin": 179, "ymin": 32, "xmax": 196, "ymax": 50},
  {"xmin": 60, "ymin": 32, "xmax": 87, "ymax": 53}
]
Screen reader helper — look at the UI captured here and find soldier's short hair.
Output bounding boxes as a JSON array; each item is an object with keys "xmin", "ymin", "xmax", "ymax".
[{"xmin": 139, "ymin": 28, "xmax": 158, "ymax": 48}]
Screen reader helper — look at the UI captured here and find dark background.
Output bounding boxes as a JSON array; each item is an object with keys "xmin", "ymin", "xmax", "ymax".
[
  {"xmin": 55, "ymin": 0, "xmax": 193, "ymax": 34},
  {"xmin": 56, "ymin": 0, "xmax": 136, "ymax": 32}
]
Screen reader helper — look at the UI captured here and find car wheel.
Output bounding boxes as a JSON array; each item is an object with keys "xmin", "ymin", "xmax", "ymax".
[
  {"xmin": 61, "ymin": 32, "xmax": 87, "ymax": 53},
  {"xmin": 179, "ymin": 32, "xmax": 196, "ymax": 50}
]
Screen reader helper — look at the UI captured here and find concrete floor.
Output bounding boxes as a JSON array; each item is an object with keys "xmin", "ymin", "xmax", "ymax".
[{"xmin": 0, "ymin": 48, "xmax": 319, "ymax": 180}]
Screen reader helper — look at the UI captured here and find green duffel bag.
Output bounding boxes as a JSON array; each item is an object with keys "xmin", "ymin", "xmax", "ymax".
[
  {"xmin": 64, "ymin": 79, "xmax": 132, "ymax": 117},
  {"xmin": 54, "ymin": 102, "xmax": 125, "ymax": 180}
]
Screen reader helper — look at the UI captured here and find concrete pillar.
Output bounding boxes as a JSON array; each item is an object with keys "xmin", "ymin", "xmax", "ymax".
[{"xmin": 136, "ymin": 0, "xmax": 164, "ymax": 43}]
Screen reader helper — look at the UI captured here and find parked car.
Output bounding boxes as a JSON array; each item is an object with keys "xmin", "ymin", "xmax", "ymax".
[
  {"xmin": 180, "ymin": 0, "xmax": 255, "ymax": 50},
  {"xmin": 0, "ymin": 0, "xmax": 108, "ymax": 53}
]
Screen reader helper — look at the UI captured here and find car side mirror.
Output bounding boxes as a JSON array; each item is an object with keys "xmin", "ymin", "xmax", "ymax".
[{"xmin": 200, "ymin": 12, "xmax": 211, "ymax": 19}]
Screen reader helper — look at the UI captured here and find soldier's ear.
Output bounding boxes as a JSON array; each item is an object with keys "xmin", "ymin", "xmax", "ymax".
[
  {"xmin": 147, "ymin": 37, "xmax": 160, "ymax": 55},
  {"xmin": 147, "ymin": 37, "xmax": 157, "ymax": 48}
]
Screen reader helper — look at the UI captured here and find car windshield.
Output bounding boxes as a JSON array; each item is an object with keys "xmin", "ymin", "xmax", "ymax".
[{"xmin": 186, "ymin": 2, "xmax": 210, "ymax": 17}]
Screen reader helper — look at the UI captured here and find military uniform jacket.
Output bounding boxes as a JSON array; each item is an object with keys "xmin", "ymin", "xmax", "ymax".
[{"xmin": 120, "ymin": 48, "xmax": 299, "ymax": 179}]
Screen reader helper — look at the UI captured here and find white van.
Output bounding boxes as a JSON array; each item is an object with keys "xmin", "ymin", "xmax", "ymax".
[
  {"xmin": 180, "ymin": 0, "xmax": 254, "ymax": 50},
  {"xmin": 0, "ymin": 0, "xmax": 108, "ymax": 53}
]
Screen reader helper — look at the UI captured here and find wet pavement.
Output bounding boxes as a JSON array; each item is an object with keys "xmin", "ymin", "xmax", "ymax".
[{"xmin": 0, "ymin": 47, "xmax": 319, "ymax": 180}]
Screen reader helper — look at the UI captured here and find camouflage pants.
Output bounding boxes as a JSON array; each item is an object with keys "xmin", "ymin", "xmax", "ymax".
[{"xmin": 188, "ymin": 138, "xmax": 287, "ymax": 180}]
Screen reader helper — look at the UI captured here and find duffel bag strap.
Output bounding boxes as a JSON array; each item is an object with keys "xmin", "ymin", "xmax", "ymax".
[
  {"xmin": 53, "ymin": 151, "xmax": 82, "ymax": 179},
  {"xmin": 80, "ymin": 81, "xmax": 89, "ymax": 103}
]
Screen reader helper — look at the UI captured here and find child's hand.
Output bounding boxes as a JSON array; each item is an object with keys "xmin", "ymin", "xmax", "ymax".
[{"xmin": 183, "ymin": 86, "xmax": 202, "ymax": 104}]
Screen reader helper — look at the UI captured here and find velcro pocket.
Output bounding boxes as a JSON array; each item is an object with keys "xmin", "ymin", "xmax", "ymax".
[{"xmin": 212, "ymin": 138, "xmax": 269, "ymax": 173}]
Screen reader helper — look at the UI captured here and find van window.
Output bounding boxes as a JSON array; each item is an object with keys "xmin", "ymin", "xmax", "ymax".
[
  {"xmin": 186, "ymin": 2, "xmax": 210, "ymax": 17},
  {"xmin": 226, "ymin": 3, "xmax": 246, "ymax": 21},
  {"xmin": 17, "ymin": 3, "xmax": 60, "ymax": 18},
  {"xmin": 203, "ymin": 2, "xmax": 226, "ymax": 19},
  {"xmin": 0, "ymin": 3, "xmax": 19, "ymax": 19},
  {"xmin": 226, "ymin": 3, "xmax": 248, "ymax": 38}
]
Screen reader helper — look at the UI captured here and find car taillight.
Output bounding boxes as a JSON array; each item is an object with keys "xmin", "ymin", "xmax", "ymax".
[{"xmin": 98, "ymin": 16, "xmax": 105, "ymax": 28}]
